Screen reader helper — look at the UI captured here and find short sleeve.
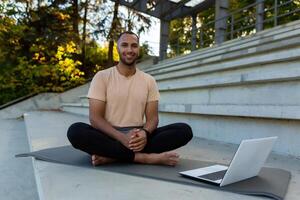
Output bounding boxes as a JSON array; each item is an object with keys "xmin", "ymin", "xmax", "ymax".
[
  {"xmin": 87, "ymin": 72, "xmax": 107, "ymax": 102},
  {"xmin": 147, "ymin": 76, "xmax": 160, "ymax": 102}
]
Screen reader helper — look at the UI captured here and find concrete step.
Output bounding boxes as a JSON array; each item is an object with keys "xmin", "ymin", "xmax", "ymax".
[
  {"xmin": 0, "ymin": 82, "xmax": 90, "ymax": 120},
  {"xmin": 61, "ymin": 100, "xmax": 300, "ymax": 157},
  {"xmin": 148, "ymin": 20, "xmax": 300, "ymax": 73},
  {"xmin": 159, "ymin": 104, "xmax": 300, "ymax": 120},
  {"xmin": 61, "ymin": 100, "xmax": 300, "ymax": 120},
  {"xmin": 61, "ymin": 103, "xmax": 89, "ymax": 116},
  {"xmin": 154, "ymin": 50, "xmax": 300, "ymax": 84},
  {"xmin": 79, "ymin": 95, "xmax": 88, "ymax": 105},
  {"xmin": 0, "ymin": 118, "xmax": 38, "ymax": 200},
  {"xmin": 23, "ymin": 111, "xmax": 300, "ymax": 200}
]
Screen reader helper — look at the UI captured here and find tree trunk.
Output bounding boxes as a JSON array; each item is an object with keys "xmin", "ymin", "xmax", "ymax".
[
  {"xmin": 37, "ymin": 0, "xmax": 40, "ymax": 10},
  {"xmin": 82, "ymin": 0, "xmax": 89, "ymax": 71},
  {"xmin": 72, "ymin": 0, "xmax": 80, "ymax": 42},
  {"xmin": 107, "ymin": 0, "xmax": 120, "ymax": 67}
]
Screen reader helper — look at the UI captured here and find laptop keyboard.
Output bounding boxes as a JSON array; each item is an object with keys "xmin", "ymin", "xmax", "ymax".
[{"xmin": 198, "ymin": 170, "xmax": 227, "ymax": 181}]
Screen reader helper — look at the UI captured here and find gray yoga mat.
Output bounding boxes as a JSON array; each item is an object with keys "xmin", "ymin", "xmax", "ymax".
[{"xmin": 16, "ymin": 145, "xmax": 290, "ymax": 200}]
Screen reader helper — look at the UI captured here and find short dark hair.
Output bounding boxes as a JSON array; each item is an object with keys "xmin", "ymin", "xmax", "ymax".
[{"xmin": 117, "ymin": 31, "xmax": 139, "ymax": 43}]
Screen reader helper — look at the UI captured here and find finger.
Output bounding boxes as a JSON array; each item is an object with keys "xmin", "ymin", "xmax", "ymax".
[
  {"xmin": 172, "ymin": 153, "xmax": 180, "ymax": 158},
  {"xmin": 129, "ymin": 136, "xmax": 145, "ymax": 144},
  {"xmin": 93, "ymin": 156, "xmax": 102, "ymax": 162},
  {"xmin": 132, "ymin": 145, "xmax": 145, "ymax": 152},
  {"xmin": 129, "ymin": 139, "xmax": 146, "ymax": 148},
  {"xmin": 133, "ymin": 132, "xmax": 146, "ymax": 139},
  {"xmin": 130, "ymin": 134, "xmax": 138, "ymax": 141},
  {"xmin": 130, "ymin": 144, "xmax": 145, "ymax": 151},
  {"xmin": 130, "ymin": 141, "xmax": 146, "ymax": 150},
  {"xmin": 170, "ymin": 157, "xmax": 179, "ymax": 162},
  {"xmin": 169, "ymin": 157, "xmax": 180, "ymax": 163},
  {"xmin": 130, "ymin": 132, "xmax": 138, "ymax": 139},
  {"xmin": 130, "ymin": 144, "xmax": 145, "ymax": 152},
  {"xmin": 129, "ymin": 139, "xmax": 143, "ymax": 146},
  {"xmin": 92, "ymin": 155, "xmax": 96, "ymax": 162},
  {"xmin": 170, "ymin": 161, "xmax": 178, "ymax": 166},
  {"xmin": 134, "ymin": 142, "xmax": 147, "ymax": 150},
  {"xmin": 136, "ymin": 131, "xmax": 146, "ymax": 137},
  {"xmin": 169, "ymin": 157, "xmax": 179, "ymax": 164}
]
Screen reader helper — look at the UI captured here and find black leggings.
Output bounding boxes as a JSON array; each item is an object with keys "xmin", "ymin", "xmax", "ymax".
[{"xmin": 67, "ymin": 122, "xmax": 193, "ymax": 162}]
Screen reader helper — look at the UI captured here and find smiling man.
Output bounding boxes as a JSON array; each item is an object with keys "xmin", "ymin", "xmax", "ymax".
[{"xmin": 67, "ymin": 31, "xmax": 193, "ymax": 166}]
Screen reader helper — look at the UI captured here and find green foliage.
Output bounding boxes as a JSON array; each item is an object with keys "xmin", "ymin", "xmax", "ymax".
[
  {"xmin": 169, "ymin": 17, "xmax": 193, "ymax": 57},
  {"xmin": 0, "ymin": 42, "xmax": 85, "ymax": 105},
  {"xmin": 0, "ymin": 0, "xmax": 154, "ymax": 105},
  {"xmin": 0, "ymin": 12, "xmax": 27, "ymax": 68},
  {"xmin": 85, "ymin": 41, "xmax": 119, "ymax": 67},
  {"xmin": 82, "ymin": 40, "xmax": 119, "ymax": 77},
  {"xmin": 139, "ymin": 42, "xmax": 153, "ymax": 59},
  {"xmin": 168, "ymin": 5, "xmax": 216, "ymax": 57},
  {"xmin": 24, "ymin": 6, "xmax": 77, "ymax": 61},
  {"xmin": 197, "ymin": 6, "xmax": 216, "ymax": 48}
]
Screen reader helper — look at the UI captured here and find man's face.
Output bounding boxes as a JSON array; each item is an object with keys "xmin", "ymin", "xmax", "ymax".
[{"xmin": 117, "ymin": 34, "xmax": 139, "ymax": 66}]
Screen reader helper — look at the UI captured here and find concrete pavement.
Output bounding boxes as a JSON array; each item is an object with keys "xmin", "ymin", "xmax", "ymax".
[{"xmin": 22, "ymin": 111, "xmax": 300, "ymax": 200}]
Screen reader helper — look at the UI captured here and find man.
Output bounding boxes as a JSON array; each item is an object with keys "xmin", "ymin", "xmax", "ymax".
[{"xmin": 67, "ymin": 31, "xmax": 193, "ymax": 166}]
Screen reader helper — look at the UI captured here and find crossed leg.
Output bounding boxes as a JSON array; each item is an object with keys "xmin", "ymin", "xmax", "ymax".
[
  {"xmin": 67, "ymin": 122, "xmax": 193, "ymax": 166},
  {"xmin": 92, "ymin": 151, "xmax": 180, "ymax": 166}
]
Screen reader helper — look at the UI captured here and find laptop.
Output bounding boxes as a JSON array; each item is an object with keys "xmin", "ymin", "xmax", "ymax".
[{"xmin": 180, "ymin": 136, "xmax": 277, "ymax": 187}]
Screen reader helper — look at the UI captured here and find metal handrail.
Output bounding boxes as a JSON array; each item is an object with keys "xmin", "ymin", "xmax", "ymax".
[{"xmin": 168, "ymin": 0, "xmax": 300, "ymax": 57}]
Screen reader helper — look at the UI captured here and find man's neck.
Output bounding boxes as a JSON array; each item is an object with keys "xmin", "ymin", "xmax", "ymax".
[{"xmin": 116, "ymin": 63, "xmax": 137, "ymax": 77}]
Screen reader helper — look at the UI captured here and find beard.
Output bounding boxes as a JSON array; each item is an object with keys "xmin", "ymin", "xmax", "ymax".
[{"xmin": 119, "ymin": 56, "xmax": 137, "ymax": 67}]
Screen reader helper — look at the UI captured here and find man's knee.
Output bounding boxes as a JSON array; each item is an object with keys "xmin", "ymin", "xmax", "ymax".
[
  {"xmin": 67, "ymin": 122, "xmax": 87, "ymax": 143},
  {"xmin": 178, "ymin": 123, "xmax": 193, "ymax": 142}
]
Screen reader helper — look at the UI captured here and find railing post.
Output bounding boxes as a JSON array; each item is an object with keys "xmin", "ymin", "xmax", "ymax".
[
  {"xmin": 176, "ymin": 39, "xmax": 179, "ymax": 55},
  {"xmin": 230, "ymin": 14, "xmax": 234, "ymax": 39},
  {"xmin": 191, "ymin": 14, "xmax": 197, "ymax": 51},
  {"xmin": 215, "ymin": 0, "xmax": 229, "ymax": 45},
  {"xmin": 200, "ymin": 26, "xmax": 204, "ymax": 48},
  {"xmin": 256, "ymin": 0, "xmax": 264, "ymax": 32},
  {"xmin": 274, "ymin": 0, "xmax": 278, "ymax": 26},
  {"xmin": 159, "ymin": 19, "xmax": 170, "ymax": 60}
]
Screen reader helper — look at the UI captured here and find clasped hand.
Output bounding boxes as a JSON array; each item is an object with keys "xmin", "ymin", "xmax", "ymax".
[{"xmin": 127, "ymin": 128, "xmax": 147, "ymax": 152}]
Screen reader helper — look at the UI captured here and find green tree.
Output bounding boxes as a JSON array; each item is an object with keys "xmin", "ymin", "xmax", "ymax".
[
  {"xmin": 169, "ymin": 17, "xmax": 192, "ymax": 57},
  {"xmin": 0, "ymin": 0, "xmax": 155, "ymax": 105}
]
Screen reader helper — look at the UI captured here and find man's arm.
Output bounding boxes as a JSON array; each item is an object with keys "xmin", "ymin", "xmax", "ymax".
[
  {"xmin": 143, "ymin": 100, "xmax": 159, "ymax": 134},
  {"xmin": 89, "ymin": 98, "xmax": 130, "ymax": 148},
  {"xmin": 129, "ymin": 100, "xmax": 159, "ymax": 152}
]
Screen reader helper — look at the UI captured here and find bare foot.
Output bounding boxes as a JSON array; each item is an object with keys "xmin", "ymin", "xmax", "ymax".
[
  {"xmin": 135, "ymin": 151, "xmax": 180, "ymax": 166},
  {"xmin": 91, "ymin": 155, "xmax": 116, "ymax": 166}
]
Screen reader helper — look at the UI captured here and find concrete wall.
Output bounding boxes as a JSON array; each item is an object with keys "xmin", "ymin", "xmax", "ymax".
[
  {"xmin": 0, "ymin": 83, "xmax": 90, "ymax": 119},
  {"xmin": 145, "ymin": 20, "xmax": 300, "ymax": 157}
]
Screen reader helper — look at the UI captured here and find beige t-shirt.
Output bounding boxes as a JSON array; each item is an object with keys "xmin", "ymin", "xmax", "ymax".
[{"xmin": 87, "ymin": 66, "xmax": 160, "ymax": 127}]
